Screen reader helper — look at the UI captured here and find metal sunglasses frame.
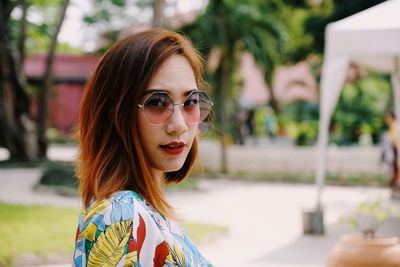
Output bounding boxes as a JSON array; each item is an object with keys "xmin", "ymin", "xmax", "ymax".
[{"xmin": 137, "ymin": 90, "xmax": 213, "ymax": 125}]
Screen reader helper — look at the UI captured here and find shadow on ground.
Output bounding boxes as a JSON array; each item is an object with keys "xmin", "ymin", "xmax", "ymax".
[{"xmin": 251, "ymin": 217, "xmax": 400, "ymax": 266}]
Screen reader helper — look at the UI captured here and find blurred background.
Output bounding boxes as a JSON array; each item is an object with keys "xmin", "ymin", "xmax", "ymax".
[{"xmin": 1, "ymin": 0, "xmax": 399, "ymax": 267}]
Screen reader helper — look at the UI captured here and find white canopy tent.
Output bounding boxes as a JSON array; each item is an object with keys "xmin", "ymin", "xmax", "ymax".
[{"xmin": 315, "ymin": 0, "xmax": 400, "ymax": 208}]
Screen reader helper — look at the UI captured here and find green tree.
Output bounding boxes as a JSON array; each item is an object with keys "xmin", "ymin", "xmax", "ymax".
[
  {"xmin": 281, "ymin": 100, "xmax": 319, "ymax": 146},
  {"xmin": 0, "ymin": 0, "xmax": 33, "ymax": 160},
  {"xmin": 181, "ymin": 0, "xmax": 283, "ymax": 172},
  {"xmin": 276, "ymin": 0, "xmax": 390, "ymax": 147},
  {"xmin": 83, "ymin": 0, "xmax": 166, "ymax": 50},
  {"xmin": 37, "ymin": 0, "xmax": 70, "ymax": 158},
  {"xmin": 331, "ymin": 73, "xmax": 392, "ymax": 145},
  {"xmin": 304, "ymin": 0, "xmax": 386, "ymax": 56},
  {"xmin": 0, "ymin": 0, "xmax": 70, "ymax": 161}
]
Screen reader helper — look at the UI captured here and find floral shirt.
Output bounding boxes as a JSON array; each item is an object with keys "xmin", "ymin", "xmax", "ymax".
[{"xmin": 73, "ymin": 191, "xmax": 212, "ymax": 267}]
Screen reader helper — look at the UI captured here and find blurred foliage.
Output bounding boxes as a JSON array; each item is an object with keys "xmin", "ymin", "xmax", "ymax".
[
  {"xmin": 274, "ymin": 2, "xmax": 327, "ymax": 64},
  {"xmin": 0, "ymin": 202, "xmax": 78, "ymax": 266},
  {"xmin": 167, "ymin": 176, "xmax": 198, "ymax": 190},
  {"xmin": 54, "ymin": 42, "xmax": 83, "ymax": 54},
  {"xmin": 183, "ymin": 222, "xmax": 228, "ymax": 243},
  {"xmin": 82, "ymin": 0, "xmax": 165, "ymax": 52},
  {"xmin": 275, "ymin": 1, "xmax": 391, "ymax": 146},
  {"xmin": 278, "ymin": 72, "xmax": 391, "ymax": 146},
  {"xmin": 39, "ymin": 161, "xmax": 77, "ymax": 188},
  {"xmin": 281, "ymin": 101, "xmax": 319, "ymax": 146},
  {"xmin": 46, "ymin": 128, "xmax": 75, "ymax": 144},
  {"xmin": 82, "ymin": 0, "xmax": 152, "ymax": 26},
  {"xmin": 9, "ymin": 0, "xmax": 82, "ymax": 53},
  {"xmin": 304, "ymin": 0, "xmax": 387, "ymax": 56},
  {"xmin": 271, "ymin": 0, "xmax": 387, "ymax": 63},
  {"xmin": 183, "ymin": 0, "xmax": 284, "ymax": 82},
  {"xmin": 200, "ymin": 168, "xmax": 390, "ymax": 187},
  {"xmin": 181, "ymin": 0, "xmax": 284, "ymax": 134},
  {"xmin": 331, "ymin": 73, "xmax": 392, "ymax": 145},
  {"xmin": 340, "ymin": 196, "xmax": 399, "ymax": 238}
]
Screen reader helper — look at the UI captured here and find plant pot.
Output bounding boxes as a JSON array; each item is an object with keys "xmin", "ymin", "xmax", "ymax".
[{"xmin": 327, "ymin": 235, "xmax": 400, "ymax": 267}]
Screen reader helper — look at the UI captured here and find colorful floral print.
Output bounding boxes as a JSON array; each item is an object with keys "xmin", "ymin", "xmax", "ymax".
[{"xmin": 73, "ymin": 191, "xmax": 212, "ymax": 267}]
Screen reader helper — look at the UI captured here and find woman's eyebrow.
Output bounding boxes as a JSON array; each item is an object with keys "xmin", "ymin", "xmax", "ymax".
[
  {"xmin": 183, "ymin": 89, "xmax": 199, "ymax": 96},
  {"xmin": 143, "ymin": 89, "xmax": 165, "ymax": 95},
  {"xmin": 143, "ymin": 88, "xmax": 198, "ymax": 96}
]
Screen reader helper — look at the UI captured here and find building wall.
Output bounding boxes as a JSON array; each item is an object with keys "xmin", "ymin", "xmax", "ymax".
[
  {"xmin": 25, "ymin": 54, "xmax": 100, "ymax": 136},
  {"xmin": 48, "ymin": 83, "xmax": 84, "ymax": 134}
]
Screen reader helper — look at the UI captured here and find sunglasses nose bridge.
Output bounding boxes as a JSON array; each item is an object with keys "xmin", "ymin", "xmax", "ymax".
[
  {"xmin": 162, "ymin": 103, "xmax": 187, "ymax": 127},
  {"xmin": 170, "ymin": 102, "xmax": 186, "ymax": 116}
]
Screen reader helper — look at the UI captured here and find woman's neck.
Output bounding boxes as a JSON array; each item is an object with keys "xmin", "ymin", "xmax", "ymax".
[{"xmin": 150, "ymin": 168, "xmax": 166, "ymax": 189}]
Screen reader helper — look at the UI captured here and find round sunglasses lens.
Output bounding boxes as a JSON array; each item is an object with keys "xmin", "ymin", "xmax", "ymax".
[
  {"xmin": 199, "ymin": 92, "xmax": 213, "ymax": 121},
  {"xmin": 181, "ymin": 92, "xmax": 213, "ymax": 123},
  {"xmin": 183, "ymin": 92, "xmax": 212, "ymax": 123},
  {"xmin": 183, "ymin": 92, "xmax": 201, "ymax": 123},
  {"xmin": 143, "ymin": 93, "xmax": 173, "ymax": 124}
]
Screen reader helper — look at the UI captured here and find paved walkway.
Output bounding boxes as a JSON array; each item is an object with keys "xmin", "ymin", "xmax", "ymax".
[{"xmin": 1, "ymin": 168, "xmax": 400, "ymax": 267}]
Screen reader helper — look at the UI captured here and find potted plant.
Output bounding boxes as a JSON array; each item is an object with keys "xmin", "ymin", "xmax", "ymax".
[{"xmin": 327, "ymin": 196, "xmax": 400, "ymax": 267}]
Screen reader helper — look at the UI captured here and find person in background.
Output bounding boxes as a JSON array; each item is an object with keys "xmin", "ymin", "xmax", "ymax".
[
  {"xmin": 264, "ymin": 107, "xmax": 277, "ymax": 139},
  {"xmin": 72, "ymin": 29, "xmax": 213, "ymax": 267},
  {"xmin": 383, "ymin": 111, "xmax": 399, "ymax": 187}
]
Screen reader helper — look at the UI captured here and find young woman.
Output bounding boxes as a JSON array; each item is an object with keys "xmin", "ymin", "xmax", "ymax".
[{"xmin": 72, "ymin": 29, "xmax": 213, "ymax": 267}]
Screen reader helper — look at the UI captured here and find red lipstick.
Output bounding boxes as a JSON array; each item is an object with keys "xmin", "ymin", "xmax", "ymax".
[{"xmin": 160, "ymin": 142, "xmax": 185, "ymax": 155}]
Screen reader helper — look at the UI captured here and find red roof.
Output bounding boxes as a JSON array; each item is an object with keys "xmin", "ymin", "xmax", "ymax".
[{"xmin": 24, "ymin": 54, "xmax": 101, "ymax": 80}]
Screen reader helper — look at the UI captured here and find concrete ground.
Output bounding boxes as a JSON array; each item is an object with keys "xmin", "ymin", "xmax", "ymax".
[
  {"xmin": 1, "ymin": 144, "xmax": 400, "ymax": 267},
  {"xmin": 1, "ymin": 169, "xmax": 400, "ymax": 267}
]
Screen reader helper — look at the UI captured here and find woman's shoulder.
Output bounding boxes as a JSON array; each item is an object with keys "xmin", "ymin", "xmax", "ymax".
[
  {"xmin": 78, "ymin": 190, "xmax": 146, "ymax": 227},
  {"xmin": 74, "ymin": 190, "xmax": 214, "ymax": 267},
  {"xmin": 74, "ymin": 190, "xmax": 164, "ymax": 266}
]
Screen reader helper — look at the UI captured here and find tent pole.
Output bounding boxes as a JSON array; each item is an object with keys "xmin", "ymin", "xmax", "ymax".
[
  {"xmin": 310, "ymin": 56, "xmax": 349, "ymax": 235},
  {"xmin": 315, "ymin": 118, "xmax": 329, "ymax": 210},
  {"xmin": 302, "ymin": 104, "xmax": 328, "ymax": 235}
]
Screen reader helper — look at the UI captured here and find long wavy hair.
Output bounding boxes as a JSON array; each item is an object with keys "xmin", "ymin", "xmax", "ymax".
[{"xmin": 76, "ymin": 29, "xmax": 205, "ymax": 217}]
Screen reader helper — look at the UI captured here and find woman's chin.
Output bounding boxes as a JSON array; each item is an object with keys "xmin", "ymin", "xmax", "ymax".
[
  {"xmin": 153, "ymin": 161, "xmax": 185, "ymax": 173},
  {"xmin": 164, "ymin": 164, "xmax": 184, "ymax": 173}
]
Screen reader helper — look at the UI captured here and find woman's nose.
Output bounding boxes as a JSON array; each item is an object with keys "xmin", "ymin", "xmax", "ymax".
[{"xmin": 165, "ymin": 105, "xmax": 188, "ymax": 134}]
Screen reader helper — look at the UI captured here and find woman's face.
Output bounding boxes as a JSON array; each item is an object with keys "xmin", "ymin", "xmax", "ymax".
[{"xmin": 138, "ymin": 55, "xmax": 199, "ymax": 176}]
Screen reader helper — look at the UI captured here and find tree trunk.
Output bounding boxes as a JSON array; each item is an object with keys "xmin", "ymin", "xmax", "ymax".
[
  {"xmin": 219, "ymin": 51, "xmax": 232, "ymax": 173},
  {"xmin": 37, "ymin": 0, "xmax": 70, "ymax": 159},
  {"xmin": 0, "ymin": 0, "xmax": 38, "ymax": 161},
  {"xmin": 264, "ymin": 72, "xmax": 282, "ymax": 136},
  {"xmin": 269, "ymin": 89, "xmax": 280, "ymax": 114},
  {"xmin": 262, "ymin": 67, "xmax": 280, "ymax": 114},
  {"xmin": 152, "ymin": 0, "xmax": 165, "ymax": 28},
  {"xmin": 0, "ymin": 39, "xmax": 13, "ymax": 150},
  {"xmin": 18, "ymin": 0, "xmax": 28, "ymax": 65}
]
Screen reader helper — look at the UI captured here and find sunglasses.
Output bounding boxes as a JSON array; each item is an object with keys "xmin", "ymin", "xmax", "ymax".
[{"xmin": 138, "ymin": 90, "xmax": 213, "ymax": 125}]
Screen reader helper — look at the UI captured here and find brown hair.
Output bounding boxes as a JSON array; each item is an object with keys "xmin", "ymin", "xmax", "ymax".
[{"xmin": 76, "ymin": 29, "xmax": 205, "ymax": 217}]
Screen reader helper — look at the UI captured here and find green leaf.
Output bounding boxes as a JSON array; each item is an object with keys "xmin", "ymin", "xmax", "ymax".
[{"xmin": 111, "ymin": 0, "xmax": 126, "ymax": 7}]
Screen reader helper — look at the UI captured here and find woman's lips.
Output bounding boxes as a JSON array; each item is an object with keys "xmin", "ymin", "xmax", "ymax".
[{"xmin": 160, "ymin": 142, "xmax": 185, "ymax": 155}]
